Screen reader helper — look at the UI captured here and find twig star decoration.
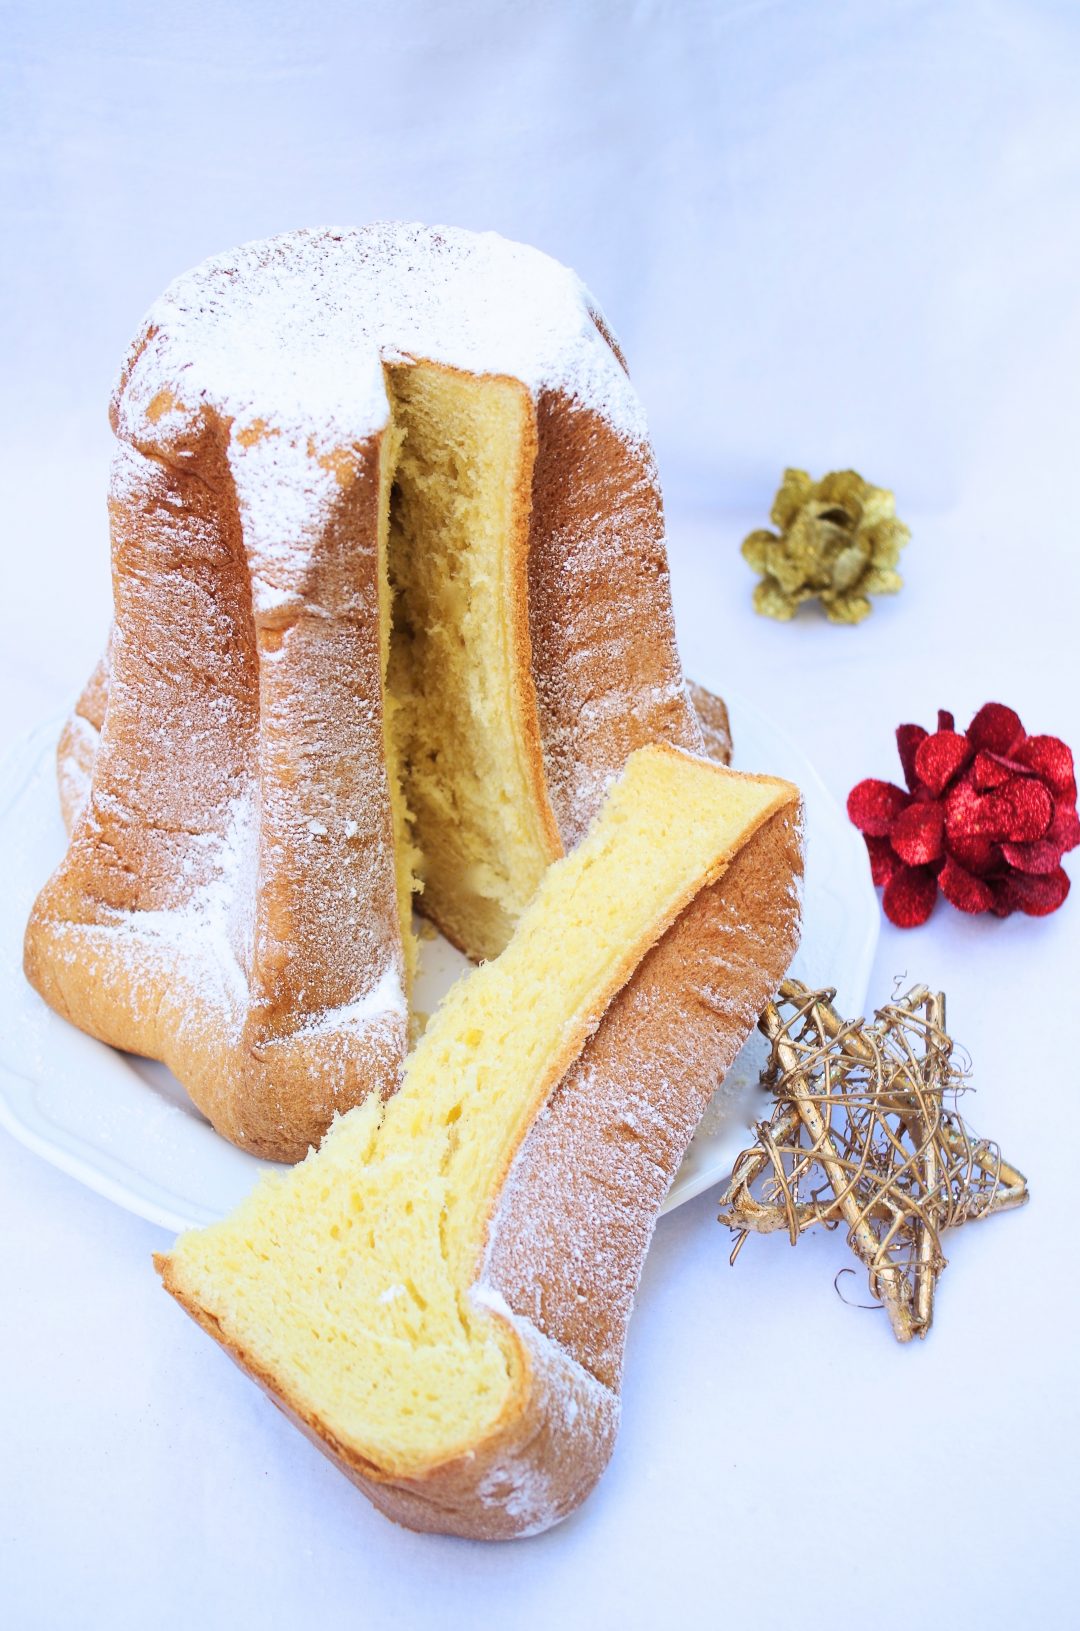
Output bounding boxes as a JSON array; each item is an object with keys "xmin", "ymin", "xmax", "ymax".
[{"xmin": 719, "ymin": 980, "xmax": 1028, "ymax": 1342}]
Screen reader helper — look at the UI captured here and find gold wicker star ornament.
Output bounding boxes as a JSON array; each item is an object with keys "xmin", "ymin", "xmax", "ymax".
[
  {"xmin": 719, "ymin": 981, "xmax": 1027, "ymax": 1342},
  {"xmin": 742, "ymin": 468, "xmax": 909, "ymax": 624}
]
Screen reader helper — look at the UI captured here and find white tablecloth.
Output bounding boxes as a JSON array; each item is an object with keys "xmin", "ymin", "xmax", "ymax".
[{"xmin": 3, "ymin": 3, "xmax": 1078, "ymax": 1627}]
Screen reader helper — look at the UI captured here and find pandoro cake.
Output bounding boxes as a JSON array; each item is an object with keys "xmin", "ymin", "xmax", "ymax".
[{"xmin": 25, "ymin": 224, "xmax": 712, "ymax": 1162}]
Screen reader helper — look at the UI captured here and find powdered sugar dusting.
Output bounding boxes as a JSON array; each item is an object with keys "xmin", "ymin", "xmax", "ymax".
[
  {"xmin": 93, "ymin": 791, "xmax": 257, "ymax": 1028},
  {"xmin": 469, "ymin": 1282, "xmax": 618, "ymax": 1538},
  {"xmin": 114, "ymin": 225, "xmax": 647, "ymax": 464},
  {"xmin": 49, "ymin": 709, "xmax": 405, "ymax": 1072},
  {"xmin": 56, "ymin": 712, "xmax": 96, "ymax": 831},
  {"xmin": 293, "ymin": 961, "xmax": 405, "ymax": 1039}
]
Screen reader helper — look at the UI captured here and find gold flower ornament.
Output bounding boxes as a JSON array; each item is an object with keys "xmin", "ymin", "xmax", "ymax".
[{"xmin": 742, "ymin": 468, "xmax": 909, "ymax": 624}]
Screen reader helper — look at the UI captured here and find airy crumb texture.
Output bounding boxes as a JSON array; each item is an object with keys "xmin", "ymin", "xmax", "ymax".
[
  {"xmin": 159, "ymin": 745, "xmax": 802, "ymax": 1535},
  {"xmin": 385, "ymin": 363, "xmax": 559, "ymax": 960}
]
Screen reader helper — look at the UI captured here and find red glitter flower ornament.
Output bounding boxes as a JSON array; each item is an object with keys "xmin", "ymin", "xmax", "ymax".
[{"xmin": 848, "ymin": 704, "xmax": 1078, "ymax": 927}]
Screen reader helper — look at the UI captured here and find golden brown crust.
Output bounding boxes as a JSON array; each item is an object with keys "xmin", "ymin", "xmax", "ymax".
[
  {"xmin": 688, "ymin": 679, "xmax": 733, "ymax": 767},
  {"xmin": 159, "ymin": 786, "xmax": 802, "ymax": 1537},
  {"xmin": 487, "ymin": 799, "xmax": 801, "ymax": 1386},
  {"xmin": 526, "ymin": 393, "xmax": 704, "ymax": 846}
]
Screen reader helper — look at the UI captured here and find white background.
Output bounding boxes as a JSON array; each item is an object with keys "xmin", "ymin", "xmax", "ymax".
[{"xmin": 3, "ymin": 2, "xmax": 1079, "ymax": 1627}]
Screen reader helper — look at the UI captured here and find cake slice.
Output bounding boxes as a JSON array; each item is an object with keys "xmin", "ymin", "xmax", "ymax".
[{"xmin": 157, "ymin": 744, "xmax": 802, "ymax": 1539}]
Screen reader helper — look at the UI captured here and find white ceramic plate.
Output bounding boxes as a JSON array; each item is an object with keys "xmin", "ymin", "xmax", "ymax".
[{"xmin": 0, "ymin": 693, "xmax": 878, "ymax": 1233}]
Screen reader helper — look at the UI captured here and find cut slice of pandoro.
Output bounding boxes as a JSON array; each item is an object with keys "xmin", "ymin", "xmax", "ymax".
[{"xmin": 157, "ymin": 744, "xmax": 802, "ymax": 1539}]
